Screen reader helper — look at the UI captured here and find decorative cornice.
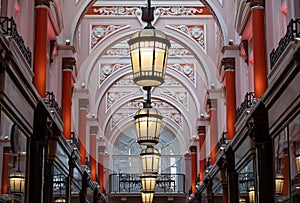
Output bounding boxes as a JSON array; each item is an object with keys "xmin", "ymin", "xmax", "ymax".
[
  {"xmin": 90, "ymin": 126, "xmax": 99, "ymax": 135},
  {"xmin": 222, "ymin": 58, "xmax": 235, "ymax": 71},
  {"xmin": 247, "ymin": 0, "xmax": 265, "ymax": 8},
  {"xmin": 79, "ymin": 99, "xmax": 89, "ymax": 109},
  {"xmin": 198, "ymin": 126, "xmax": 206, "ymax": 135},
  {"xmin": 35, "ymin": 0, "xmax": 50, "ymax": 7},
  {"xmin": 62, "ymin": 57, "xmax": 75, "ymax": 71}
]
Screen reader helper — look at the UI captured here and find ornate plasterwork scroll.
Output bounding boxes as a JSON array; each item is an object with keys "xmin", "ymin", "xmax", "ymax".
[
  {"xmin": 86, "ymin": 6, "xmax": 211, "ymax": 16},
  {"xmin": 99, "ymin": 63, "xmax": 130, "ymax": 86},
  {"xmin": 168, "ymin": 24, "xmax": 206, "ymax": 52},
  {"xmin": 91, "ymin": 24, "xmax": 127, "ymax": 50},
  {"xmin": 167, "ymin": 64, "xmax": 196, "ymax": 86},
  {"xmin": 161, "ymin": 91, "xmax": 188, "ymax": 109}
]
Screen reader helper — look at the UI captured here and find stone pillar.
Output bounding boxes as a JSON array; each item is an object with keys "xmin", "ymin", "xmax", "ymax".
[
  {"xmin": 79, "ymin": 99, "xmax": 88, "ymax": 165},
  {"xmin": 198, "ymin": 126, "xmax": 206, "ymax": 182},
  {"xmin": 1, "ymin": 148, "xmax": 9, "ymax": 194},
  {"xmin": 90, "ymin": 126, "xmax": 98, "ymax": 182},
  {"xmin": 249, "ymin": 0, "xmax": 267, "ymax": 98},
  {"xmin": 61, "ymin": 57, "xmax": 75, "ymax": 140},
  {"xmin": 33, "ymin": 2, "xmax": 49, "ymax": 98},
  {"xmin": 248, "ymin": 102, "xmax": 274, "ymax": 203},
  {"xmin": 222, "ymin": 58, "xmax": 236, "ymax": 140},
  {"xmin": 190, "ymin": 146, "xmax": 197, "ymax": 194},
  {"xmin": 208, "ymin": 99, "xmax": 218, "ymax": 165}
]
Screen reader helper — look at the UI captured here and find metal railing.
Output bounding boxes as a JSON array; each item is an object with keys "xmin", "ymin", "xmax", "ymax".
[
  {"xmin": 270, "ymin": 18, "xmax": 300, "ymax": 68},
  {"xmin": 43, "ymin": 91, "xmax": 62, "ymax": 118},
  {"xmin": 0, "ymin": 17, "xmax": 32, "ymax": 65},
  {"xmin": 236, "ymin": 92, "xmax": 256, "ymax": 121},
  {"xmin": 239, "ymin": 172, "xmax": 254, "ymax": 193},
  {"xmin": 109, "ymin": 173, "xmax": 185, "ymax": 194}
]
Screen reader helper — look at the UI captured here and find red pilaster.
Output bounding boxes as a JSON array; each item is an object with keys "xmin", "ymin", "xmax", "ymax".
[
  {"xmin": 33, "ymin": 6, "xmax": 48, "ymax": 98},
  {"xmin": 190, "ymin": 146, "xmax": 197, "ymax": 194},
  {"xmin": 98, "ymin": 152, "xmax": 104, "ymax": 193},
  {"xmin": 250, "ymin": 2, "xmax": 267, "ymax": 98},
  {"xmin": 223, "ymin": 58, "xmax": 236, "ymax": 140},
  {"xmin": 198, "ymin": 126, "xmax": 206, "ymax": 182},
  {"xmin": 208, "ymin": 99, "xmax": 218, "ymax": 165},
  {"xmin": 90, "ymin": 126, "xmax": 98, "ymax": 182},
  {"xmin": 62, "ymin": 58, "xmax": 75, "ymax": 140},
  {"xmin": 79, "ymin": 99, "xmax": 88, "ymax": 165},
  {"xmin": 1, "ymin": 152, "xmax": 9, "ymax": 194}
]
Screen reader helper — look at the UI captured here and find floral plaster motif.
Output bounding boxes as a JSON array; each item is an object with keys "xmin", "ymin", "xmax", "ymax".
[
  {"xmin": 91, "ymin": 25, "xmax": 127, "ymax": 50},
  {"xmin": 164, "ymin": 75, "xmax": 181, "ymax": 86},
  {"xmin": 99, "ymin": 63, "xmax": 129, "ymax": 86},
  {"xmin": 168, "ymin": 47, "xmax": 192, "ymax": 56},
  {"xmin": 162, "ymin": 112, "xmax": 183, "ymax": 129},
  {"xmin": 168, "ymin": 64, "xmax": 196, "ymax": 86},
  {"xmin": 86, "ymin": 6, "xmax": 211, "ymax": 16},
  {"xmin": 169, "ymin": 24, "xmax": 206, "ymax": 51},
  {"xmin": 111, "ymin": 112, "xmax": 135, "ymax": 130},
  {"xmin": 161, "ymin": 91, "xmax": 188, "ymax": 109},
  {"xmin": 157, "ymin": 6, "xmax": 211, "ymax": 16},
  {"xmin": 87, "ymin": 6, "xmax": 139, "ymax": 16},
  {"xmin": 106, "ymin": 92, "xmax": 132, "ymax": 111}
]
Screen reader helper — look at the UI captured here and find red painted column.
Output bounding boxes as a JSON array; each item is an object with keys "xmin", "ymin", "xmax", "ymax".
[
  {"xmin": 79, "ymin": 99, "xmax": 88, "ymax": 165},
  {"xmin": 198, "ymin": 126, "xmax": 206, "ymax": 182},
  {"xmin": 90, "ymin": 126, "xmax": 98, "ymax": 182},
  {"xmin": 250, "ymin": 1, "xmax": 267, "ymax": 98},
  {"xmin": 33, "ymin": 5, "xmax": 48, "ymax": 98},
  {"xmin": 282, "ymin": 154, "xmax": 289, "ymax": 196},
  {"xmin": 1, "ymin": 152, "xmax": 9, "ymax": 194},
  {"xmin": 62, "ymin": 58, "xmax": 75, "ymax": 140},
  {"xmin": 208, "ymin": 99, "xmax": 218, "ymax": 165},
  {"xmin": 98, "ymin": 152, "xmax": 104, "ymax": 193},
  {"xmin": 190, "ymin": 146, "xmax": 197, "ymax": 194},
  {"xmin": 223, "ymin": 58, "xmax": 236, "ymax": 140}
]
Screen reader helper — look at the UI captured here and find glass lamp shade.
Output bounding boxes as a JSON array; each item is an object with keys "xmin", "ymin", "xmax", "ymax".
[
  {"xmin": 142, "ymin": 192, "xmax": 154, "ymax": 203},
  {"xmin": 141, "ymin": 175, "xmax": 157, "ymax": 193},
  {"xmin": 54, "ymin": 198, "xmax": 66, "ymax": 202},
  {"xmin": 140, "ymin": 146, "xmax": 161, "ymax": 174},
  {"xmin": 134, "ymin": 107, "xmax": 162, "ymax": 146},
  {"xmin": 128, "ymin": 28, "xmax": 171, "ymax": 87},
  {"xmin": 275, "ymin": 174, "xmax": 284, "ymax": 195},
  {"xmin": 248, "ymin": 186, "xmax": 255, "ymax": 203},
  {"xmin": 9, "ymin": 170, "xmax": 25, "ymax": 194},
  {"xmin": 295, "ymin": 149, "xmax": 300, "ymax": 174}
]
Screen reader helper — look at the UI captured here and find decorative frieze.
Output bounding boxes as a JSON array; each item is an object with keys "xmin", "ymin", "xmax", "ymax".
[
  {"xmin": 161, "ymin": 91, "xmax": 188, "ymax": 109},
  {"xmin": 169, "ymin": 24, "xmax": 206, "ymax": 51},
  {"xmin": 91, "ymin": 24, "xmax": 127, "ymax": 49},
  {"xmin": 86, "ymin": 6, "xmax": 211, "ymax": 16},
  {"xmin": 168, "ymin": 64, "xmax": 195, "ymax": 86},
  {"xmin": 99, "ymin": 63, "xmax": 130, "ymax": 86}
]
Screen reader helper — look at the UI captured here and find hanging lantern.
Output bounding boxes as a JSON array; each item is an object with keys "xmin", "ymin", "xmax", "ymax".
[
  {"xmin": 128, "ymin": 0, "xmax": 170, "ymax": 87},
  {"xmin": 295, "ymin": 148, "xmax": 300, "ymax": 174},
  {"xmin": 248, "ymin": 186, "xmax": 255, "ymax": 203},
  {"xmin": 134, "ymin": 87, "xmax": 162, "ymax": 146},
  {"xmin": 142, "ymin": 192, "xmax": 154, "ymax": 203},
  {"xmin": 9, "ymin": 170, "xmax": 25, "ymax": 194},
  {"xmin": 275, "ymin": 174, "xmax": 284, "ymax": 195},
  {"xmin": 54, "ymin": 199, "xmax": 66, "ymax": 203},
  {"xmin": 141, "ymin": 174, "xmax": 157, "ymax": 193},
  {"xmin": 140, "ymin": 146, "xmax": 161, "ymax": 174}
]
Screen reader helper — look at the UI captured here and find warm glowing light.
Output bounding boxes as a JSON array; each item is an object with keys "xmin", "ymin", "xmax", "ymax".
[
  {"xmin": 128, "ymin": 29, "xmax": 170, "ymax": 87},
  {"xmin": 9, "ymin": 171, "xmax": 25, "ymax": 194},
  {"xmin": 140, "ymin": 146, "xmax": 161, "ymax": 174}
]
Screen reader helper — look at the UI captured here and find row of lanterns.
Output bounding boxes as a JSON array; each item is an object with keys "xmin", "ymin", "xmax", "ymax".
[{"xmin": 128, "ymin": 0, "xmax": 170, "ymax": 202}]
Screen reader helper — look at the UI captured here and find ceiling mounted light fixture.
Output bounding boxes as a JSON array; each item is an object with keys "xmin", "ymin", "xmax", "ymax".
[{"xmin": 128, "ymin": 0, "xmax": 170, "ymax": 87}]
